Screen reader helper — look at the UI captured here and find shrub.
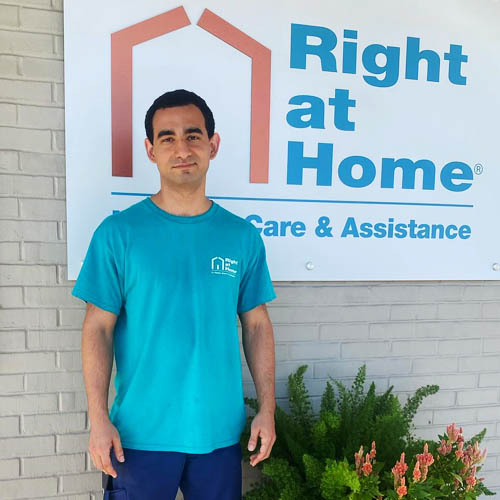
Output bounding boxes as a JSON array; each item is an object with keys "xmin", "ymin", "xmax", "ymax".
[{"xmin": 240, "ymin": 365, "xmax": 493, "ymax": 499}]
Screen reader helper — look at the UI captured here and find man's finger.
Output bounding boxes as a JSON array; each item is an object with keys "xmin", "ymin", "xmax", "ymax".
[
  {"xmin": 250, "ymin": 450, "xmax": 266, "ymax": 466},
  {"xmin": 100, "ymin": 452, "xmax": 117, "ymax": 478},
  {"xmin": 247, "ymin": 426, "xmax": 261, "ymax": 451},
  {"xmin": 250, "ymin": 439, "xmax": 269, "ymax": 465},
  {"xmin": 91, "ymin": 452, "xmax": 104, "ymax": 473},
  {"xmin": 250, "ymin": 434, "xmax": 276, "ymax": 466},
  {"xmin": 113, "ymin": 435, "xmax": 125, "ymax": 462}
]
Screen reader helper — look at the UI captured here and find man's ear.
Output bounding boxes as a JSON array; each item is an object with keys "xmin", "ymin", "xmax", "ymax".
[
  {"xmin": 209, "ymin": 132, "xmax": 221, "ymax": 160},
  {"xmin": 144, "ymin": 137, "xmax": 156, "ymax": 163}
]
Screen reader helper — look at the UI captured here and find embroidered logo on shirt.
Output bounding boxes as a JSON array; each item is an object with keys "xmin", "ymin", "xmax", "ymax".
[{"xmin": 211, "ymin": 256, "xmax": 238, "ymax": 277}]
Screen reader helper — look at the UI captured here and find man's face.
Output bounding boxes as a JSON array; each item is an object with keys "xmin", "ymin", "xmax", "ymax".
[{"xmin": 144, "ymin": 104, "xmax": 220, "ymax": 188}]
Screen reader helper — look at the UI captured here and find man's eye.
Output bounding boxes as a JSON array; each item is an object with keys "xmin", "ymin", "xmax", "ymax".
[
  {"xmin": 161, "ymin": 137, "xmax": 173, "ymax": 143},
  {"xmin": 187, "ymin": 135, "xmax": 199, "ymax": 141}
]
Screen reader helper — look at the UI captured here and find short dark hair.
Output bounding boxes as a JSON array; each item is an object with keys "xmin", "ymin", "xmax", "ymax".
[{"xmin": 144, "ymin": 89, "xmax": 215, "ymax": 143}]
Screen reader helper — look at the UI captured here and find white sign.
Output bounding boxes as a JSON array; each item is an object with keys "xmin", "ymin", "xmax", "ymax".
[{"xmin": 64, "ymin": 0, "xmax": 500, "ymax": 281}]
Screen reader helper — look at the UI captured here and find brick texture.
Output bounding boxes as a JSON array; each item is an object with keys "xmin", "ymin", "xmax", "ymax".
[{"xmin": 0, "ymin": 2, "xmax": 499, "ymax": 499}]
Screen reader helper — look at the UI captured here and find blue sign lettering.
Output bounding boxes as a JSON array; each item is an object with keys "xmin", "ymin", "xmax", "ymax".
[
  {"xmin": 287, "ymin": 141, "xmax": 474, "ymax": 192},
  {"xmin": 290, "ymin": 23, "xmax": 468, "ymax": 87}
]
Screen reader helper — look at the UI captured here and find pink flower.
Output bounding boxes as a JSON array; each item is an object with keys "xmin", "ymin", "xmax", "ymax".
[
  {"xmin": 354, "ymin": 446, "xmax": 364, "ymax": 476},
  {"xmin": 414, "ymin": 442, "xmax": 434, "ymax": 481},
  {"xmin": 355, "ymin": 444, "xmax": 376, "ymax": 477},
  {"xmin": 446, "ymin": 423, "xmax": 462, "ymax": 444},
  {"xmin": 462, "ymin": 442, "xmax": 487, "ymax": 469},
  {"xmin": 472, "ymin": 442, "xmax": 487, "ymax": 464},
  {"xmin": 466, "ymin": 470, "xmax": 477, "ymax": 491},
  {"xmin": 392, "ymin": 453, "xmax": 408, "ymax": 489},
  {"xmin": 466, "ymin": 466, "xmax": 483, "ymax": 490},
  {"xmin": 397, "ymin": 477, "xmax": 407, "ymax": 498},
  {"xmin": 392, "ymin": 453, "xmax": 408, "ymax": 477},
  {"xmin": 438, "ymin": 439, "xmax": 452, "ymax": 455},
  {"xmin": 362, "ymin": 460, "xmax": 372, "ymax": 476},
  {"xmin": 417, "ymin": 443, "xmax": 434, "ymax": 467},
  {"xmin": 412, "ymin": 461, "xmax": 421, "ymax": 482}
]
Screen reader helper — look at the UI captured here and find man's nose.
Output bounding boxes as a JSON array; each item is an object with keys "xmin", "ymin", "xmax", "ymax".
[{"xmin": 175, "ymin": 139, "xmax": 191, "ymax": 158}]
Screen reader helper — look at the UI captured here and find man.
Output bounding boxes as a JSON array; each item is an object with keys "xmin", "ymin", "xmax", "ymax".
[{"xmin": 72, "ymin": 89, "xmax": 276, "ymax": 500}]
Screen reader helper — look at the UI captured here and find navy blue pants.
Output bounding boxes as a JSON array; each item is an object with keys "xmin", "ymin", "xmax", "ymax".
[{"xmin": 103, "ymin": 442, "xmax": 242, "ymax": 500}]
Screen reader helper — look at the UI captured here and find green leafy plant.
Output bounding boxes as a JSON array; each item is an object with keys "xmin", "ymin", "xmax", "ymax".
[{"xmin": 240, "ymin": 364, "xmax": 494, "ymax": 499}]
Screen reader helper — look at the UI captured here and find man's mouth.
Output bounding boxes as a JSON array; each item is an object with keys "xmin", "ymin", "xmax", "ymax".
[{"xmin": 173, "ymin": 162, "xmax": 195, "ymax": 169}]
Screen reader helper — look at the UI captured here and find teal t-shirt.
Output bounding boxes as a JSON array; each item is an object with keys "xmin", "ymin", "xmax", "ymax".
[{"xmin": 72, "ymin": 197, "xmax": 276, "ymax": 453}]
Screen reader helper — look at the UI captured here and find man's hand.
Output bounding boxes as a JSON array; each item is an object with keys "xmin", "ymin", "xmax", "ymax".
[
  {"xmin": 89, "ymin": 417, "xmax": 125, "ymax": 478},
  {"xmin": 247, "ymin": 410, "xmax": 276, "ymax": 467}
]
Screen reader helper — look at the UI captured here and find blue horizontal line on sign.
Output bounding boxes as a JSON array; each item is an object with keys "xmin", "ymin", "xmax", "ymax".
[{"xmin": 110, "ymin": 192, "xmax": 473, "ymax": 208}]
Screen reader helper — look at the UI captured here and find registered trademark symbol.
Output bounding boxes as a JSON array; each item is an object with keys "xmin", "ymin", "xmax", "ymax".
[{"xmin": 474, "ymin": 163, "xmax": 483, "ymax": 175}]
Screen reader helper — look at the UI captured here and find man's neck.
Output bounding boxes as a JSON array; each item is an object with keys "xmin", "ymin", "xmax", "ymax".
[{"xmin": 151, "ymin": 185, "xmax": 212, "ymax": 217}]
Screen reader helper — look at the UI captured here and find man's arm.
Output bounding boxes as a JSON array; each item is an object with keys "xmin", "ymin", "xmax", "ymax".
[
  {"xmin": 239, "ymin": 303, "xmax": 276, "ymax": 467},
  {"xmin": 81, "ymin": 302, "xmax": 124, "ymax": 478}
]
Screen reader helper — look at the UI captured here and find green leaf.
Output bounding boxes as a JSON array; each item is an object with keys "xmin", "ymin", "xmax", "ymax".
[
  {"xmin": 288, "ymin": 365, "xmax": 314, "ymax": 435},
  {"xmin": 320, "ymin": 460, "xmax": 360, "ymax": 500},
  {"xmin": 320, "ymin": 380, "xmax": 336, "ymax": 416},
  {"xmin": 302, "ymin": 454, "xmax": 323, "ymax": 489},
  {"xmin": 402, "ymin": 384, "xmax": 439, "ymax": 429},
  {"xmin": 451, "ymin": 472, "xmax": 464, "ymax": 486},
  {"xmin": 466, "ymin": 427, "xmax": 487, "ymax": 447},
  {"xmin": 261, "ymin": 457, "xmax": 306, "ymax": 497}
]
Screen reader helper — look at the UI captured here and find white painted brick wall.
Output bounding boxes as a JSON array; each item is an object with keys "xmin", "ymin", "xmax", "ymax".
[{"xmin": 0, "ymin": 2, "xmax": 499, "ymax": 499}]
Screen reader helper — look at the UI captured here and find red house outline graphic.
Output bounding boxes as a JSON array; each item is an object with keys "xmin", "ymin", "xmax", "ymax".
[{"xmin": 111, "ymin": 6, "xmax": 271, "ymax": 183}]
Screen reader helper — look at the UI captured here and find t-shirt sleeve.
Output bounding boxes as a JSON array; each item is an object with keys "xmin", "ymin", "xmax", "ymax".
[
  {"xmin": 72, "ymin": 217, "xmax": 124, "ymax": 315},
  {"xmin": 237, "ymin": 227, "xmax": 276, "ymax": 314}
]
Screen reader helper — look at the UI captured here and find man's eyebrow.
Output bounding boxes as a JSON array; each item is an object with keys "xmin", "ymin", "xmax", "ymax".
[
  {"xmin": 156, "ymin": 127, "xmax": 204, "ymax": 139},
  {"xmin": 157, "ymin": 129, "xmax": 175, "ymax": 139},
  {"xmin": 185, "ymin": 127, "xmax": 203, "ymax": 135}
]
